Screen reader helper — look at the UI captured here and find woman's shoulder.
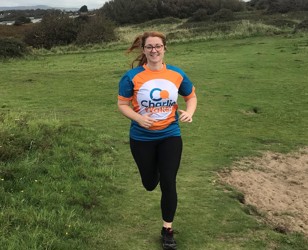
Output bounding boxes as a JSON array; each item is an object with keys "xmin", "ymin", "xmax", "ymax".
[
  {"xmin": 165, "ymin": 64, "xmax": 186, "ymax": 75},
  {"xmin": 123, "ymin": 65, "xmax": 145, "ymax": 78}
]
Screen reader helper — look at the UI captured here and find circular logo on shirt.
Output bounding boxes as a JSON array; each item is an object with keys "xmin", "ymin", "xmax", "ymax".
[
  {"xmin": 150, "ymin": 88, "xmax": 170, "ymax": 101},
  {"xmin": 137, "ymin": 79, "xmax": 178, "ymax": 120}
]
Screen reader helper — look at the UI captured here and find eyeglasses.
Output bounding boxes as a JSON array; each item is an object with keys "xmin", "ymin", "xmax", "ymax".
[{"xmin": 143, "ymin": 44, "xmax": 164, "ymax": 52}]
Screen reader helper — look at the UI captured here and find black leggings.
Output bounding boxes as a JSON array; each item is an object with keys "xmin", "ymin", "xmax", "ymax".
[{"xmin": 130, "ymin": 136, "xmax": 183, "ymax": 223}]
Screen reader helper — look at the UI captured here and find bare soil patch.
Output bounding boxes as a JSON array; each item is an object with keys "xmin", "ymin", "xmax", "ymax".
[{"xmin": 219, "ymin": 147, "xmax": 308, "ymax": 236}]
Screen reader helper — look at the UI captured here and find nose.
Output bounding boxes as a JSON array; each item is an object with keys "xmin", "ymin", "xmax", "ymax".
[{"xmin": 150, "ymin": 47, "xmax": 159, "ymax": 52}]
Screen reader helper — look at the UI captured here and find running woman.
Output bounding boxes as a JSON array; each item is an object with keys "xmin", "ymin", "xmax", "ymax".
[{"xmin": 117, "ymin": 31, "xmax": 197, "ymax": 250}]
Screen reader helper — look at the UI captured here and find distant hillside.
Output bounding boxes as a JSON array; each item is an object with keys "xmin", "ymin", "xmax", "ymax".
[{"xmin": 0, "ymin": 5, "xmax": 78, "ymax": 11}]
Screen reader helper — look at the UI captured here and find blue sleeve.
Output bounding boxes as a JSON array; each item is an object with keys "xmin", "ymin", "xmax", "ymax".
[
  {"xmin": 178, "ymin": 72, "xmax": 194, "ymax": 97},
  {"xmin": 166, "ymin": 64, "xmax": 194, "ymax": 97},
  {"xmin": 118, "ymin": 73, "xmax": 134, "ymax": 98}
]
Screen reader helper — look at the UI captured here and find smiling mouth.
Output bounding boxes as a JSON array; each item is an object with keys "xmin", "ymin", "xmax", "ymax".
[{"xmin": 150, "ymin": 52, "xmax": 160, "ymax": 56}]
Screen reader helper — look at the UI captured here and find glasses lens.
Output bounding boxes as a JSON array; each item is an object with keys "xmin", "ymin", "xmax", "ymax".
[
  {"xmin": 155, "ymin": 45, "xmax": 163, "ymax": 50},
  {"xmin": 144, "ymin": 45, "xmax": 163, "ymax": 51}
]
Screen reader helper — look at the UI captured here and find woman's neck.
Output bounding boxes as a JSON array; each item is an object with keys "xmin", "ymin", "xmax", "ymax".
[{"xmin": 146, "ymin": 62, "xmax": 164, "ymax": 71}]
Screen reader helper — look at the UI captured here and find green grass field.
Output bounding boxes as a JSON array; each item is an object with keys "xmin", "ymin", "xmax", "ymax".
[{"xmin": 1, "ymin": 33, "xmax": 308, "ymax": 249}]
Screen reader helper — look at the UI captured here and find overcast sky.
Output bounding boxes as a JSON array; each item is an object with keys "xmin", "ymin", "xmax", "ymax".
[
  {"xmin": 0, "ymin": 0, "xmax": 109, "ymax": 9},
  {"xmin": 0, "ymin": 0, "xmax": 250, "ymax": 9}
]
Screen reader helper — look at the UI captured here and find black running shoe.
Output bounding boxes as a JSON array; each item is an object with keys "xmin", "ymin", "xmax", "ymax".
[{"xmin": 161, "ymin": 227, "xmax": 177, "ymax": 250}]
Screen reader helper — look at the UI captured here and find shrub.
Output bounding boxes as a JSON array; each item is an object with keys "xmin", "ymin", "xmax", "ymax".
[
  {"xmin": 188, "ymin": 9, "xmax": 209, "ymax": 22},
  {"xmin": 24, "ymin": 11, "xmax": 78, "ymax": 49},
  {"xmin": 211, "ymin": 8, "xmax": 234, "ymax": 22},
  {"xmin": 264, "ymin": 19, "xmax": 297, "ymax": 28},
  {"xmin": 14, "ymin": 16, "xmax": 31, "ymax": 26},
  {"xmin": 0, "ymin": 38, "xmax": 28, "ymax": 58},
  {"xmin": 294, "ymin": 19, "xmax": 308, "ymax": 32},
  {"xmin": 75, "ymin": 15, "xmax": 117, "ymax": 45},
  {"xmin": 24, "ymin": 12, "xmax": 117, "ymax": 49}
]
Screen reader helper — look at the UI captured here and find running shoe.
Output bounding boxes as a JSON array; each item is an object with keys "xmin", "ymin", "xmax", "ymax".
[{"xmin": 161, "ymin": 227, "xmax": 177, "ymax": 250}]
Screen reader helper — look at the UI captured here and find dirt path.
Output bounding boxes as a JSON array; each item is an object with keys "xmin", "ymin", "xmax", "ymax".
[{"xmin": 219, "ymin": 147, "xmax": 308, "ymax": 236}]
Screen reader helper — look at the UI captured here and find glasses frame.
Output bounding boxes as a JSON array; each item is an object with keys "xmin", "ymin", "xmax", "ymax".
[{"xmin": 143, "ymin": 44, "xmax": 164, "ymax": 52}]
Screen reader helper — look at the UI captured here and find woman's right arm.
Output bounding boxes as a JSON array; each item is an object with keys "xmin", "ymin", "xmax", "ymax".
[
  {"xmin": 117, "ymin": 100, "xmax": 157, "ymax": 129},
  {"xmin": 118, "ymin": 100, "xmax": 142, "ymax": 122}
]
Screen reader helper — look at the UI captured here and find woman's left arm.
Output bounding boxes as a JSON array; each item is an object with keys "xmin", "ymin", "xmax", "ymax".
[{"xmin": 179, "ymin": 94, "xmax": 197, "ymax": 123}]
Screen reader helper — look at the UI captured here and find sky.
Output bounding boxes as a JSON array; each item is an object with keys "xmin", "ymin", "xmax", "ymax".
[
  {"xmin": 0, "ymin": 0, "xmax": 109, "ymax": 9},
  {"xmin": 0, "ymin": 0, "xmax": 250, "ymax": 9}
]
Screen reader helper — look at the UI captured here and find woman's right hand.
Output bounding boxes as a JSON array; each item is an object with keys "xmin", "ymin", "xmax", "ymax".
[{"xmin": 137, "ymin": 113, "xmax": 157, "ymax": 129}]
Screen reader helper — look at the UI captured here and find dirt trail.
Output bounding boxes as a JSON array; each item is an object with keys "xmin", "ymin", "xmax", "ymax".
[{"xmin": 220, "ymin": 147, "xmax": 308, "ymax": 236}]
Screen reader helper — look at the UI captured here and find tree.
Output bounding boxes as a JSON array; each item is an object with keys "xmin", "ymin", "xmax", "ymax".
[
  {"xmin": 99, "ymin": 0, "xmax": 247, "ymax": 24},
  {"xmin": 14, "ymin": 16, "xmax": 31, "ymax": 26},
  {"xmin": 248, "ymin": 0, "xmax": 308, "ymax": 12},
  {"xmin": 100, "ymin": 0, "xmax": 159, "ymax": 24},
  {"xmin": 24, "ymin": 11, "xmax": 78, "ymax": 49},
  {"xmin": 221, "ymin": 0, "xmax": 245, "ymax": 12},
  {"xmin": 79, "ymin": 5, "xmax": 88, "ymax": 13}
]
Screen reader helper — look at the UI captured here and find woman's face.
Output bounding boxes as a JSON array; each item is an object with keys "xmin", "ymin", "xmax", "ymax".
[{"xmin": 143, "ymin": 36, "xmax": 165, "ymax": 65}]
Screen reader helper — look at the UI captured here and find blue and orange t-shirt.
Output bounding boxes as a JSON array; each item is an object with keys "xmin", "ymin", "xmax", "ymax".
[{"xmin": 118, "ymin": 63, "xmax": 195, "ymax": 141}]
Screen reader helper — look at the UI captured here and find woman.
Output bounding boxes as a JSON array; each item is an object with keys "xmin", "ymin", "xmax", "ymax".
[{"xmin": 117, "ymin": 31, "xmax": 197, "ymax": 250}]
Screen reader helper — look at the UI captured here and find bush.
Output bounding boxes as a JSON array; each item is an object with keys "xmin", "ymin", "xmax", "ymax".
[
  {"xmin": 24, "ymin": 12, "xmax": 117, "ymax": 49},
  {"xmin": 75, "ymin": 15, "xmax": 117, "ymax": 45},
  {"xmin": 24, "ymin": 11, "xmax": 78, "ymax": 49},
  {"xmin": 188, "ymin": 9, "xmax": 209, "ymax": 22},
  {"xmin": 264, "ymin": 19, "xmax": 297, "ymax": 28},
  {"xmin": 211, "ymin": 8, "xmax": 234, "ymax": 22},
  {"xmin": 14, "ymin": 16, "xmax": 31, "ymax": 26},
  {"xmin": 0, "ymin": 38, "xmax": 28, "ymax": 58},
  {"xmin": 294, "ymin": 19, "xmax": 308, "ymax": 32}
]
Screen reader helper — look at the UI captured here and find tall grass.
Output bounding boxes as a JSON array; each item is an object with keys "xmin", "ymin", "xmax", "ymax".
[{"xmin": 0, "ymin": 112, "xmax": 121, "ymax": 249}]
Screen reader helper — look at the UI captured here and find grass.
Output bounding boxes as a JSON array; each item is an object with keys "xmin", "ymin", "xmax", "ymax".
[
  {"xmin": 0, "ymin": 32, "xmax": 308, "ymax": 249},
  {"xmin": 0, "ymin": 112, "xmax": 121, "ymax": 249}
]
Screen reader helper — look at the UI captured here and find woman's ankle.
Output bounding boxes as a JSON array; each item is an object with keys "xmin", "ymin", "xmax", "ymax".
[{"xmin": 163, "ymin": 221, "xmax": 173, "ymax": 229}]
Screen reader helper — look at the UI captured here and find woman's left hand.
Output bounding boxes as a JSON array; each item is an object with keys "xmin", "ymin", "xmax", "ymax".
[{"xmin": 178, "ymin": 109, "xmax": 193, "ymax": 123}]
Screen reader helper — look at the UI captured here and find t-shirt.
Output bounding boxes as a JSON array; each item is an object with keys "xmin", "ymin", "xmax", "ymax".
[{"xmin": 118, "ymin": 63, "xmax": 195, "ymax": 141}]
